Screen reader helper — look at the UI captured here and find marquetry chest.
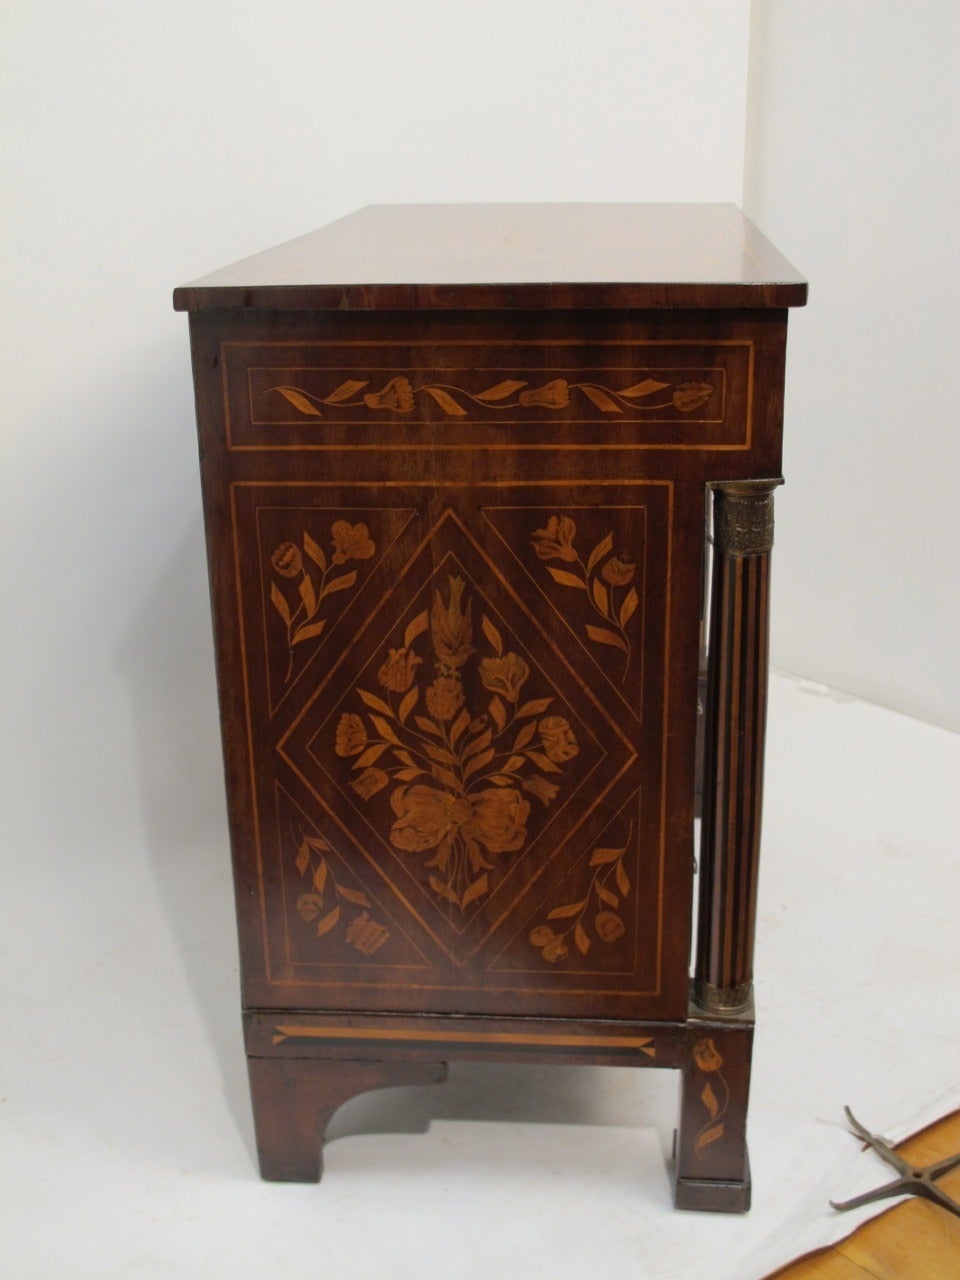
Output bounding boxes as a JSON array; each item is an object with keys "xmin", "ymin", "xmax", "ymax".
[{"xmin": 174, "ymin": 203, "xmax": 806, "ymax": 1210}]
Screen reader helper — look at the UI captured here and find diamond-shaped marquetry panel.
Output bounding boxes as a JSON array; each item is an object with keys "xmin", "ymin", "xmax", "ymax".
[{"xmin": 231, "ymin": 481, "xmax": 684, "ymax": 1018}]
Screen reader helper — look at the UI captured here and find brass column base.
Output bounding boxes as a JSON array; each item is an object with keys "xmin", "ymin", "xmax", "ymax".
[{"xmin": 693, "ymin": 978, "xmax": 753, "ymax": 1015}]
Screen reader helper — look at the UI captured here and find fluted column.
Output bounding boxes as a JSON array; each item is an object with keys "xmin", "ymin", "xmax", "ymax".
[{"xmin": 694, "ymin": 479, "xmax": 781, "ymax": 1012}]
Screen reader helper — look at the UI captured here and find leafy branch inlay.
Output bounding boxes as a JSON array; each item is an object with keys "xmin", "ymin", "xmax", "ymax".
[
  {"xmin": 529, "ymin": 821, "xmax": 633, "ymax": 963},
  {"xmin": 266, "ymin": 376, "xmax": 714, "ymax": 419},
  {"xmin": 294, "ymin": 826, "xmax": 391, "ymax": 956},
  {"xmin": 268, "ymin": 521, "xmax": 375, "ymax": 682},
  {"xmin": 531, "ymin": 516, "xmax": 638, "ymax": 681}
]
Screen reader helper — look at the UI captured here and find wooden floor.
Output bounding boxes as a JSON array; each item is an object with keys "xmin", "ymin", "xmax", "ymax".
[{"xmin": 766, "ymin": 1110, "xmax": 960, "ymax": 1279}]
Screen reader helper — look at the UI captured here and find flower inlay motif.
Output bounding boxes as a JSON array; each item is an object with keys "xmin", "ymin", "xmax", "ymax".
[
  {"xmin": 267, "ymin": 376, "xmax": 714, "ymax": 419},
  {"xmin": 334, "ymin": 575, "xmax": 580, "ymax": 913},
  {"xmin": 529, "ymin": 821, "xmax": 633, "ymax": 963},
  {"xmin": 294, "ymin": 826, "xmax": 391, "ymax": 956},
  {"xmin": 531, "ymin": 516, "xmax": 639, "ymax": 681},
  {"xmin": 268, "ymin": 521, "xmax": 376, "ymax": 682},
  {"xmin": 692, "ymin": 1037, "xmax": 730, "ymax": 1151}
]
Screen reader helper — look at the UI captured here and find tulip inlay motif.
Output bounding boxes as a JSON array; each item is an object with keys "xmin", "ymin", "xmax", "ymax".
[{"xmin": 691, "ymin": 1037, "xmax": 730, "ymax": 1151}]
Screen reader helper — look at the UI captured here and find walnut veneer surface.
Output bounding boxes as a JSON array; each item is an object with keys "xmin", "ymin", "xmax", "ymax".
[{"xmin": 175, "ymin": 203, "xmax": 806, "ymax": 1210}]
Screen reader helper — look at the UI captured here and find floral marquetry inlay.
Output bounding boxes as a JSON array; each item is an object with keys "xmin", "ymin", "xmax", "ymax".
[
  {"xmin": 532, "ymin": 515, "xmax": 639, "ymax": 681},
  {"xmin": 691, "ymin": 1037, "xmax": 729, "ymax": 1151},
  {"xmin": 528, "ymin": 821, "xmax": 634, "ymax": 964},
  {"xmin": 294, "ymin": 825, "xmax": 392, "ymax": 956},
  {"xmin": 267, "ymin": 375, "xmax": 715, "ymax": 420},
  {"xmin": 268, "ymin": 520, "xmax": 376, "ymax": 683},
  {"xmin": 275, "ymin": 503, "xmax": 643, "ymax": 978},
  {"xmin": 334, "ymin": 574, "xmax": 581, "ymax": 915}
]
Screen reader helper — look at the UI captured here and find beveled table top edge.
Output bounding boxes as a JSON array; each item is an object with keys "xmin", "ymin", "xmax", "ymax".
[{"xmin": 173, "ymin": 203, "xmax": 807, "ymax": 312}]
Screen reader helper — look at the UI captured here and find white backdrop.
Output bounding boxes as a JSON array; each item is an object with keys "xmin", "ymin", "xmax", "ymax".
[
  {"xmin": 0, "ymin": 0, "xmax": 752, "ymax": 870},
  {"xmin": 4, "ymin": 5, "xmax": 956, "ymax": 797},
  {"xmin": 2, "ymin": 0, "xmax": 957, "ymax": 921},
  {"xmin": 1, "ymin": 5, "xmax": 958, "ymax": 1276},
  {"xmin": 746, "ymin": 0, "xmax": 960, "ymax": 731}
]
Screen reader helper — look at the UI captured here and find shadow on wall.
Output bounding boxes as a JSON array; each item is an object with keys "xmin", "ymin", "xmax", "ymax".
[{"xmin": 114, "ymin": 501, "xmax": 256, "ymax": 1154}]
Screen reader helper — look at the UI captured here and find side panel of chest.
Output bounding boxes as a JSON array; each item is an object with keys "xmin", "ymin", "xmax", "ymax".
[{"xmin": 190, "ymin": 309, "xmax": 785, "ymax": 1023}]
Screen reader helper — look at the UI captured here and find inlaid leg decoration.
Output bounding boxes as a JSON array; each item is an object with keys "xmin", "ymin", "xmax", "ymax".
[
  {"xmin": 830, "ymin": 1106, "xmax": 960, "ymax": 1220},
  {"xmin": 247, "ymin": 1055, "xmax": 448, "ymax": 1182},
  {"xmin": 675, "ymin": 1018, "xmax": 753, "ymax": 1212}
]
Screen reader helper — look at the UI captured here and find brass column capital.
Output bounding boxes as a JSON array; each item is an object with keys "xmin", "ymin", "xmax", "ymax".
[{"xmin": 713, "ymin": 478, "xmax": 783, "ymax": 557}]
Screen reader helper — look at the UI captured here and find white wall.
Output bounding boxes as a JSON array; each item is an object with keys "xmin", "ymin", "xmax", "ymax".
[
  {"xmin": 3, "ymin": 0, "xmax": 957, "ymax": 897},
  {"xmin": 745, "ymin": 0, "xmax": 960, "ymax": 730},
  {"xmin": 0, "ymin": 2, "xmax": 750, "ymax": 869}
]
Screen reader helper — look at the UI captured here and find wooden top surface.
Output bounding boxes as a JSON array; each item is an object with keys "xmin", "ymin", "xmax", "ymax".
[{"xmin": 173, "ymin": 203, "xmax": 807, "ymax": 313}]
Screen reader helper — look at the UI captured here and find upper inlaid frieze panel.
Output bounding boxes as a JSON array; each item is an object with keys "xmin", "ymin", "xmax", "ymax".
[{"xmin": 220, "ymin": 340, "xmax": 754, "ymax": 451}]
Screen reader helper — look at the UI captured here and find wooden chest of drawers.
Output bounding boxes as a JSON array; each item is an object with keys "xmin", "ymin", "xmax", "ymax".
[{"xmin": 174, "ymin": 203, "xmax": 806, "ymax": 1211}]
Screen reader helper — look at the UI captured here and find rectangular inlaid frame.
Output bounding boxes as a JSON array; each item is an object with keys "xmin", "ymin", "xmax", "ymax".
[
  {"xmin": 220, "ymin": 339, "xmax": 755, "ymax": 453},
  {"xmin": 226, "ymin": 478, "xmax": 698, "ymax": 1021}
]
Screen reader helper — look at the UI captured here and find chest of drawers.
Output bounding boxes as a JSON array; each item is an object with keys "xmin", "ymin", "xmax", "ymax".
[{"xmin": 174, "ymin": 203, "xmax": 806, "ymax": 1210}]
